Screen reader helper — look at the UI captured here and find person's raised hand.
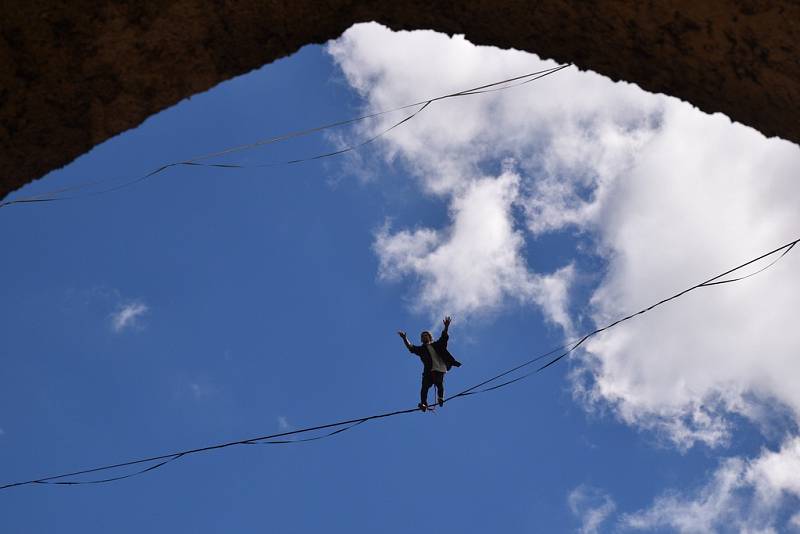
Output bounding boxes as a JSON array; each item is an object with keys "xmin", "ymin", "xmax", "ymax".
[
  {"xmin": 397, "ymin": 331, "xmax": 407, "ymax": 339},
  {"xmin": 443, "ymin": 316, "xmax": 451, "ymax": 327}
]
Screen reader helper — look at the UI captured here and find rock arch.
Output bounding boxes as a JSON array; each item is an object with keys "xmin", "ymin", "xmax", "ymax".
[{"xmin": 2, "ymin": 1, "xmax": 797, "ymax": 199}]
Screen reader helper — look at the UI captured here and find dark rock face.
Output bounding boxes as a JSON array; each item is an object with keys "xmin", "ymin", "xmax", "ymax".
[{"xmin": 2, "ymin": 1, "xmax": 797, "ymax": 200}]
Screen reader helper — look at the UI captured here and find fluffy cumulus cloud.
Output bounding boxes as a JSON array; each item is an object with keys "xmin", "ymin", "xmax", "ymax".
[
  {"xmin": 622, "ymin": 437, "xmax": 800, "ymax": 533},
  {"xmin": 328, "ymin": 23, "xmax": 657, "ymax": 326},
  {"xmin": 577, "ymin": 102, "xmax": 800, "ymax": 450},
  {"xmin": 374, "ymin": 170, "xmax": 575, "ymax": 328},
  {"xmin": 328, "ymin": 22, "xmax": 800, "ymax": 528},
  {"xmin": 110, "ymin": 301, "xmax": 149, "ymax": 332},
  {"xmin": 568, "ymin": 484, "xmax": 616, "ymax": 534}
]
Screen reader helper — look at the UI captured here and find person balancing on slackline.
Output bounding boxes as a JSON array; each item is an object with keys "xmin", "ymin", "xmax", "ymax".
[{"xmin": 398, "ymin": 316, "xmax": 462, "ymax": 412}]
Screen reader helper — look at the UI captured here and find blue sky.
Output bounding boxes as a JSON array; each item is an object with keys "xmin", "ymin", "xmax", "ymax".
[{"xmin": 2, "ymin": 23, "xmax": 800, "ymax": 533}]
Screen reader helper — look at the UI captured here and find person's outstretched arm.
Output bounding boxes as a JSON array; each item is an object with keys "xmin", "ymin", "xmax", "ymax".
[
  {"xmin": 397, "ymin": 331, "xmax": 416, "ymax": 354},
  {"xmin": 438, "ymin": 316, "xmax": 451, "ymax": 344}
]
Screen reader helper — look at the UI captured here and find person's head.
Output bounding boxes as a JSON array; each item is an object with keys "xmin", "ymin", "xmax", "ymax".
[{"xmin": 420, "ymin": 331, "xmax": 433, "ymax": 344}]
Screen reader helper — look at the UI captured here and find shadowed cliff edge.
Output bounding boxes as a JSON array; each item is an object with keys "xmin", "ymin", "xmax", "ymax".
[{"xmin": 2, "ymin": 1, "xmax": 797, "ymax": 200}]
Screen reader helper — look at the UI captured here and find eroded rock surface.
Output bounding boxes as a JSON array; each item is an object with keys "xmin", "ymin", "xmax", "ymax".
[{"xmin": 2, "ymin": 1, "xmax": 797, "ymax": 200}]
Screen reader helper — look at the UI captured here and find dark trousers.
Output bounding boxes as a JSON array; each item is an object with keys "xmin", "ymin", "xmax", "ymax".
[{"xmin": 420, "ymin": 371, "xmax": 445, "ymax": 404}]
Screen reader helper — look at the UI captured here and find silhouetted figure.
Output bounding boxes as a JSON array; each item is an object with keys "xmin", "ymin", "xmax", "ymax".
[{"xmin": 398, "ymin": 316, "xmax": 462, "ymax": 411}]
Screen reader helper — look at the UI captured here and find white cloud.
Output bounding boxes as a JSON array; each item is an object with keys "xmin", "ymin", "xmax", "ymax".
[
  {"xmin": 747, "ymin": 437, "xmax": 800, "ymax": 503},
  {"xmin": 374, "ymin": 170, "xmax": 575, "ymax": 328},
  {"xmin": 327, "ymin": 23, "xmax": 800, "ymax": 453},
  {"xmin": 173, "ymin": 376, "xmax": 217, "ymax": 402},
  {"xmin": 110, "ymin": 301, "xmax": 148, "ymax": 333},
  {"xmin": 277, "ymin": 416, "xmax": 291, "ymax": 430},
  {"xmin": 622, "ymin": 436, "xmax": 800, "ymax": 533},
  {"xmin": 568, "ymin": 484, "xmax": 616, "ymax": 534},
  {"xmin": 576, "ymin": 103, "xmax": 800, "ymax": 449},
  {"xmin": 623, "ymin": 457, "xmax": 748, "ymax": 533},
  {"xmin": 330, "ymin": 25, "xmax": 625, "ymax": 327}
]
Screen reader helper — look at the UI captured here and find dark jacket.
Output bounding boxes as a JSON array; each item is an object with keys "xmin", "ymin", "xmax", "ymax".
[{"xmin": 407, "ymin": 331, "xmax": 462, "ymax": 374}]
